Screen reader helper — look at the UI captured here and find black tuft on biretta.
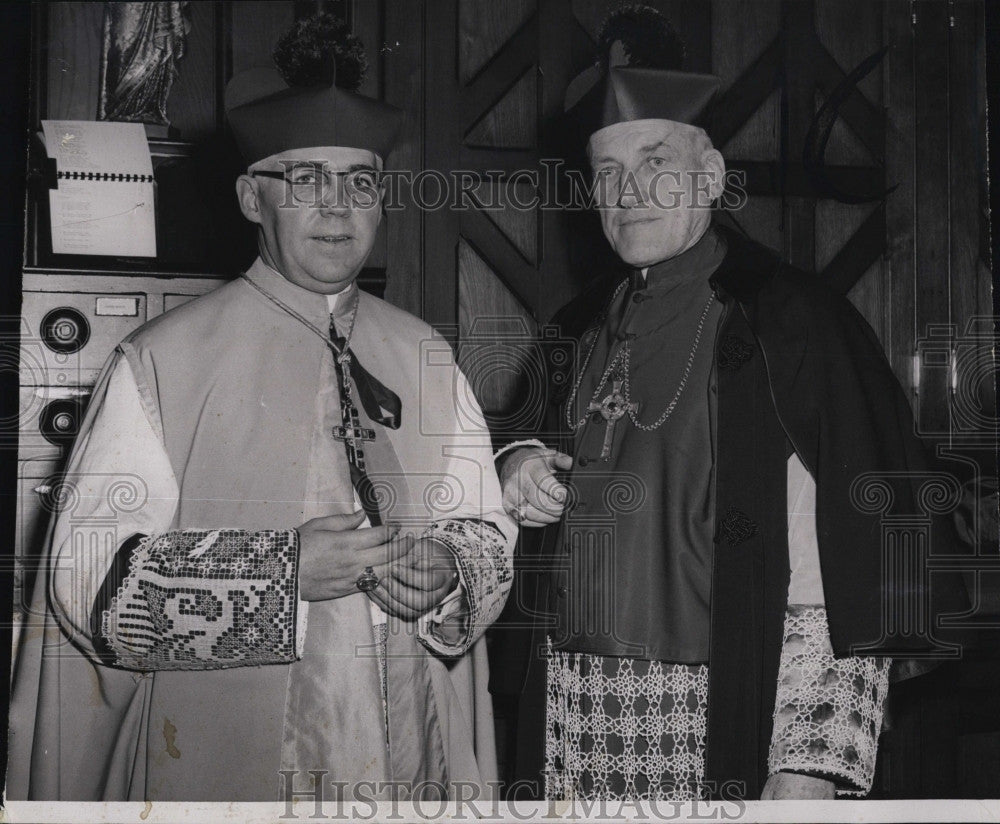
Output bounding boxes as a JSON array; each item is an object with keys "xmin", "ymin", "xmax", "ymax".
[
  {"xmin": 565, "ymin": 67, "xmax": 721, "ymax": 153},
  {"xmin": 225, "ymin": 66, "xmax": 402, "ymax": 166}
]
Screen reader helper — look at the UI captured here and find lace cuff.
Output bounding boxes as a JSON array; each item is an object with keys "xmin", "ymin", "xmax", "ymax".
[
  {"xmin": 768, "ymin": 605, "xmax": 891, "ymax": 797},
  {"xmin": 493, "ymin": 438, "xmax": 548, "ymax": 462},
  {"xmin": 99, "ymin": 529, "xmax": 301, "ymax": 671},
  {"xmin": 417, "ymin": 518, "xmax": 511, "ymax": 656}
]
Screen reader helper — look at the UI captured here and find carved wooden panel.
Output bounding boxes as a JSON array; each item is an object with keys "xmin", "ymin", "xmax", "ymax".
[
  {"xmin": 458, "ymin": 239, "xmax": 539, "ymax": 420},
  {"xmin": 460, "ymin": 0, "xmax": 536, "ymax": 82},
  {"xmin": 418, "ymin": 0, "xmax": 547, "ymax": 414}
]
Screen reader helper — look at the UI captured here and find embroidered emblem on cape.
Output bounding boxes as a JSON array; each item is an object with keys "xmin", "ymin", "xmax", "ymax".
[
  {"xmin": 717, "ymin": 334, "xmax": 754, "ymax": 370},
  {"xmin": 718, "ymin": 507, "xmax": 759, "ymax": 547}
]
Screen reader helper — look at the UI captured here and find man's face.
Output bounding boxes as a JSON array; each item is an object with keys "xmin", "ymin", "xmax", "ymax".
[
  {"xmin": 237, "ymin": 146, "xmax": 383, "ymax": 294},
  {"xmin": 588, "ymin": 119, "xmax": 725, "ymax": 267}
]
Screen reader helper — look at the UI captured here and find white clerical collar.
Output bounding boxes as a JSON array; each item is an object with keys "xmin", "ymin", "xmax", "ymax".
[{"xmin": 326, "ymin": 287, "xmax": 353, "ymax": 313}]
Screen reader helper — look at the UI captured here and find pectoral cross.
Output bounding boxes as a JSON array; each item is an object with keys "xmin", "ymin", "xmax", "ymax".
[
  {"xmin": 333, "ymin": 417, "xmax": 376, "ymax": 470},
  {"xmin": 586, "ymin": 378, "xmax": 637, "ymax": 461},
  {"xmin": 333, "ymin": 355, "xmax": 376, "ymax": 472}
]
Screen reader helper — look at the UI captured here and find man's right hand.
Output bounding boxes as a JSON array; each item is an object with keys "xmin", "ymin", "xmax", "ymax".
[
  {"xmin": 500, "ymin": 447, "xmax": 574, "ymax": 527},
  {"xmin": 297, "ymin": 511, "xmax": 413, "ymax": 601}
]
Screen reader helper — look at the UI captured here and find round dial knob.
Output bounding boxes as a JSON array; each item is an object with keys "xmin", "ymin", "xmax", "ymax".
[
  {"xmin": 40, "ymin": 308, "xmax": 90, "ymax": 354},
  {"xmin": 39, "ymin": 398, "xmax": 84, "ymax": 447}
]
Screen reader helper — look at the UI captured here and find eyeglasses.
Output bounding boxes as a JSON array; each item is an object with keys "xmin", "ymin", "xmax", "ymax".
[{"xmin": 250, "ymin": 165, "xmax": 382, "ymax": 206}]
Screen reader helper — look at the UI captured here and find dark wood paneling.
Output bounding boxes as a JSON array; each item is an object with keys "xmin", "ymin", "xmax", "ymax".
[
  {"xmin": 352, "ymin": 0, "xmax": 381, "ymax": 99},
  {"xmin": 813, "ymin": 42, "xmax": 885, "ymax": 162},
  {"xmin": 537, "ymin": 0, "xmax": 582, "ymax": 319},
  {"xmin": 168, "ymin": 0, "xmax": 217, "ymax": 140},
  {"xmin": 913, "ymin": 0, "xmax": 953, "ymax": 437},
  {"xmin": 472, "ymin": 181, "xmax": 538, "ymax": 264},
  {"xmin": 884, "ymin": 0, "xmax": 917, "ymax": 392},
  {"xmin": 814, "ymin": 200, "xmax": 875, "ymax": 276},
  {"xmin": 664, "ymin": 0, "xmax": 712, "ymax": 72},
  {"xmin": 465, "ymin": 68, "xmax": 537, "ymax": 150},
  {"xmin": 459, "ymin": 0, "xmax": 535, "ymax": 83},
  {"xmin": 354, "ymin": 0, "xmax": 388, "ymax": 273},
  {"xmin": 950, "ymin": 0, "xmax": 992, "ymax": 445},
  {"xmin": 780, "ymin": 1, "xmax": 817, "ymax": 271},
  {"xmin": 712, "ymin": 45, "xmax": 782, "ymax": 158},
  {"xmin": 712, "ymin": 0, "xmax": 782, "ymax": 160},
  {"xmin": 231, "ymin": 0, "xmax": 294, "ymax": 74},
  {"xmin": 422, "ymin": 0, "xmax": 460, "ymax": 330},
  {"xmin": 460, "ymin": 17, "xmax": 538, "ymax": 141},
  {"xmin": 460, "ymin": 207, "xmax": 538, "ymax": 313},
  {"xmin": 730, "ymin": 195, "xmax": 783, "ymax": 252},
  {"xmin": 814, "ymin": 0, "xmax": 882, "ymax": 165},
  {"xmin": 822, "ymin": 204, "xmax": 887, "ymax": 340},
  {"xmin": 457, "ymin": 238, "xmax": 538, "ymax": 413},
  {"xmin": 46, "ymin": 1, "xmax": 104, "ymax": 121},
  {"xmin": 383, "ymin": 0, "xmax": 424, "ymax": 318}
]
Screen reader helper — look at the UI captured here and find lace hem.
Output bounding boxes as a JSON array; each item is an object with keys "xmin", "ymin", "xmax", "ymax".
[
  {"xmin": 101, "ymin": 529, "xmax": 300, "ymax": 670},
  {"xmin": 545, "ymin": 640, "xmax": 709, "ymax": 801}
]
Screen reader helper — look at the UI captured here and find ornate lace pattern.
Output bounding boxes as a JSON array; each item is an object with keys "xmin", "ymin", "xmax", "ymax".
[
  {"xmin": 545, "ymin": 640, "xmax": 710, "ymax": 800},
  {"xmin": 373, "ymin": 621, "xmax": 389, "ymax": 742},
  {"xmin": 768, "ymin": 605, "xmax": 891, "ymax": 796},
  {"xmin": 418, "ymin": 518, "xmax": 511, "ymax": 656},
  {"xmin": 101, "ymin": 529, "xmax": 300, "ymax": 670}
]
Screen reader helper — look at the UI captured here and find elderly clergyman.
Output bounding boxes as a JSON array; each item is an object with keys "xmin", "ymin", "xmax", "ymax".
[
  {"xmin": 8, "ymin": 56, "xmax": 514, "ymax": 801},
  {"xmin": 498, "ymin": 66, "xmax": 968, "ymax": 801}
]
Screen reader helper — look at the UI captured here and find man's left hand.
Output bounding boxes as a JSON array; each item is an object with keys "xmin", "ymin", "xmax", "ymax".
[
  {"xmin": 760, "ymin": 772, "xmax": 836, "ymax": 800},
  {"xmin": 366, "ymin": 538, "xmax": 458, "ymax": 620}
]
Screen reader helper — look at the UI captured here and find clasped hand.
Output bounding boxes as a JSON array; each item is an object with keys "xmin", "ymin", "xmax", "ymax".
[
  {"xmin": 297, "ymin": 511, "xmax": 458, "ymax": 619},
  {"xmin": 500, "ymin": 447, "xmax": 574, "ymax": 527}
]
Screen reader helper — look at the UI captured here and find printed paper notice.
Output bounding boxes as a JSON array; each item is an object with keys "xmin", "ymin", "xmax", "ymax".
[{"xmin": 42, "ymin": 120, "xmax": 157, "ymax": 257}]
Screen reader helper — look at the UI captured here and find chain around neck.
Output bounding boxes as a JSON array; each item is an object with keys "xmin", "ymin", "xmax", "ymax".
[
  {"xmin": 242, "ymin": 269, "xmax": 360, "ymax": 362},
  {"xmin": 565, "ymin": 283, "xmax": 717, "ymax": 432}
]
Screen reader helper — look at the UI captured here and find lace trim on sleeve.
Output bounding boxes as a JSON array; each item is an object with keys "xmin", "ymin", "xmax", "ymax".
[
  {"xmin": 101, "ymin": 528, "xmax": 300, "ymax": 671},
  {"xmin": 417, "ymin": 518, "xmax": 511, "ymax": 656},
  {"xmin": 768, "ymin": 604, "xmax": 891, "ymax": 797},
  {"xmin": 493, "ymin": 439, "xmax": 548, "ymax": 461}
]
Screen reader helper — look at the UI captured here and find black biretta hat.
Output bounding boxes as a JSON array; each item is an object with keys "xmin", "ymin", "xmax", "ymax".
[
  {"xmin": 225, "ymin": 66, "xmax": 403, "ymax": 166},
  {"xmin": 565, "ymin": 66, "xmax": 721, "ymax": 150}
]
